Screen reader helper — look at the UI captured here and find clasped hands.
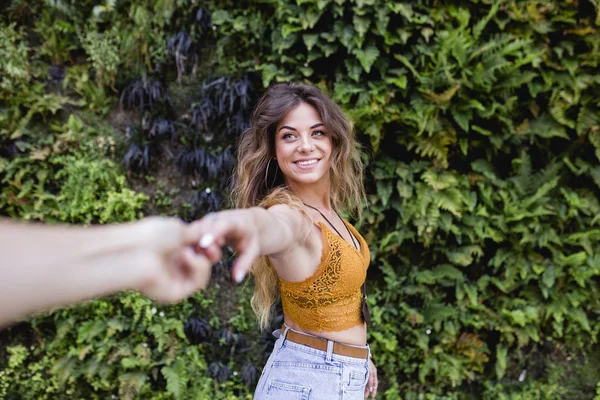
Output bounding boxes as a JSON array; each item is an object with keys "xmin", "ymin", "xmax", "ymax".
[
  {"xmin": 191, "ymin": 210, "xmax": 260, "ymax": 284},
  {"xmin": 137, "ymin": 211, "xmax": 257, "ymax": 304}
]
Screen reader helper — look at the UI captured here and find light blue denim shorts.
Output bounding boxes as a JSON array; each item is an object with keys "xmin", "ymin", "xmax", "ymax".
[{"xmin": 254, "ymin": 324, "xmax": 370, "ymax": 400}]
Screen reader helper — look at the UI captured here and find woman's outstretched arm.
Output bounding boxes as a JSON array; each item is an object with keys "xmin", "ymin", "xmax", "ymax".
[
  {"xmin": 0, "ymin": 217, "xmax": 212, "ymax": 328},
  {"xmin": 190, "ymin": 205, "xmax": 310, "ymax": 283}
]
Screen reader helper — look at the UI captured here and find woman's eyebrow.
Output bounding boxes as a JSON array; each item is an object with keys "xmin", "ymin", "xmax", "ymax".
[
  {"xmin": 278, "ymin": 123, "xmax": 324, "ymax": 132},
  {"xmin": 279, "ymin": 122, "xmax": 325, "ymax": 131}
]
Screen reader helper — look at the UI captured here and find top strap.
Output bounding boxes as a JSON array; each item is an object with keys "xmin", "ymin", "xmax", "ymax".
[{"xmin": 303, "ymin": 203, "xmax": 359, "ymax": 250}]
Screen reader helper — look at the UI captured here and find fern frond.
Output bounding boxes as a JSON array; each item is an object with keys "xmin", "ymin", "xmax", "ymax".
[
  {"xmin": 513, "ymin": 150, "xmax": 533, "ymax": 195},
  {"xmin": 445, "ymin": 245, "xmax": 484, "ymax": 266},
  {"xmin": 521, "ymin": 177, "xmax": 560, "ymax": 209},
  {"xmin": 468, "ymin": 33, "xmax": 514, "ymax": 61},
  {"xmin": 414, "ymin": 264, "xmax": 464, "ymax": 285},
  {"xmin": 533, "ymin": 162, "xmax": 562, "ymax": 188},
  {"xmin": 118, "ymin": 372, "xmax": 147, "ymax": 400},
  {"xmin": 422, "ymin": 170, "xmax": 459, "ymax": 191},
  {"xmin": 50, "ymin": 356, "xmax": 79, "ymax": 385},
  {"xmin": 162, "ymin": 360, "xmax": 190, "ymax": 400},
  {"xmin": 408, "ymin": 129, "xmax": 456, "ymax": 168},
  {"xmin": 577, "ymin": 105, "xmax": 600, "ymax": 136}
]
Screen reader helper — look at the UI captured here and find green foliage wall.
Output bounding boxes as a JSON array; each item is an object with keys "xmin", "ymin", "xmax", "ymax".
[{"xmin": 1, "ymin": 0, "xmax": 600, "ymax": 399}]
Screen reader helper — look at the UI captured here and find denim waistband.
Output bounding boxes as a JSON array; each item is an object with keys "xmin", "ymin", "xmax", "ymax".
[{"xmin": 274, "ymin": 323, "xmax": 370, "ymax": 365}]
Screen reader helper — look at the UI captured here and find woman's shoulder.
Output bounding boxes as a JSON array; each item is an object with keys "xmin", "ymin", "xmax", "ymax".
[{"xmin": 260, "ymin": 187, "xmax": 301, "ymax": 208}]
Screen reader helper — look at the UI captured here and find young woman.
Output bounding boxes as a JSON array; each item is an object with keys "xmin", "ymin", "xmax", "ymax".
[{"xmin": 195, "ymin": 82, "xmax": 378, "ymax": 399}]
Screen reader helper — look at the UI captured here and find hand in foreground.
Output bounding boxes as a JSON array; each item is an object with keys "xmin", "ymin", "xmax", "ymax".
[
  {"xmin": 365, "ymin": 357, "xmax": 378, "ymax": 399},
  {"xmin": 133, "ymin": 217, "xmax": 213, "ymax": 303},
  {"xmin": 189, "ymin": 211, "xmax": 261, "ymax": 284}
]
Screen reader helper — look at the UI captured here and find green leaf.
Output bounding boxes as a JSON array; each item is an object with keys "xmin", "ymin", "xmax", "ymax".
[
  {"xmin": 345, "ymin": 59, "xmax": 362, "ymax": 82},
  {"xmin": 393, "ymin": 53, "xmax": 421, "ymax": 80},
  {"xmin": 495, "ymin": 345, "xmax": 508, "ymax": 379},
  {"xmin": 386, "ymin": 75, "xmax": 407, "ymax": 89},
  {"xmin": 211, "ymin": 9, "xmax": 231, "ymax": 25},
  {"xmin": 569, "ymin": 309, "xmax": 591, "ymax": 332},
  {"xmin": 463, "ymin": 283, "xmax": 478, "ymax": 306},
  {"xmin": 577, "ymin": 105, "xmax": 600, "ymax": 136},
  {"xmin": 162, "ymin": 360, "xmax": 189, "ymax": 400},
  {"xmin": 300, "ymin": 9, "xmax": 322, "ymax": 29},
  {"xmin": 415, "ymin": 265, "xmax": 464, "ymax": 285},
  {"xmin": 542, "ymin": 264, "xmax": 555, "ymax": 288},
  {"xmin": 257, "ymin": 63, "xmax": 281, "ymax": 88},
  {"xmin": 445, "ymin": 246, "xmax": 483, "ymax": 267},
  {"xmin": 396, "ymin": 180, "xmax": 413, "ymax": 198},
  {"xmin": 559, "ymin": 251, "xmax": 587, "ymax": 267},
  {"xmin": 388, "ymin": 3, "xmax": 414, "ymax": 21},
  {"xmin": 376, "ymin": 180, "xmax": 393, "ymax": 207},
  {"xmin": 121, "ymin": 357, "xmax": 141, "ymax": 370},
  {"xmin": 118, "ymin": 372, "xmax": 147, "ymax": 400},
  {"xmin": 506, "ymin": 310, "xmax": 527, "ymax": 327},
  {"xmin": 528, "ymin": 113, "xmax": 569, "ymax": 139},
  {"xmin": 353, "ymin": 15, "xmax": 371, "ymax": 38},
  {"xmin": 353, "ymin": 45, "xmax": 380, "ymax": 73},
  {"xmin": 302, "ymin": 34, "xmax": 319, "ymax": 51},
  {"xmin": 452, "ymin": 109, "xmax": 472, "ymax": 132},
  {"xmin": 423, "ymin": 305, "xmax": 457, "ymax": 323}
]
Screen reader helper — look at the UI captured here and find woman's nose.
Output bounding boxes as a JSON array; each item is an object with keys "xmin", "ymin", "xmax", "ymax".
[{"xmin": 298, "ymin": 136, "xmax": 315, "ymax": 152}]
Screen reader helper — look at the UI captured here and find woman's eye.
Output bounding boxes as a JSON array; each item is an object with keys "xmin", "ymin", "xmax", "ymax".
[
  {"xmin": 313, "ymin": 130, "xmax": 326, "ymax": 136},
  {"xmin": 282, "ymin": 133, "xmax": 295, "ymax": 140}
]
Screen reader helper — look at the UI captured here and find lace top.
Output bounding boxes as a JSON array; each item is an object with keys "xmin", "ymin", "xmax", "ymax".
[{"xmin": 279, "ymin": 220, "xmax": 370, "ymax": 332}]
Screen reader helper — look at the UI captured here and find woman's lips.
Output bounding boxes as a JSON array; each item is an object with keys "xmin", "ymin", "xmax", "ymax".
[{"xmin": 293, "ymin": 158, "xmax": 320, "ymax": 170}]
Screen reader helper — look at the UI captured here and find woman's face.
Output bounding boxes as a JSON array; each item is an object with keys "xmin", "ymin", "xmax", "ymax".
[{"xmin": 274, "ymin": 102, "xmax": 332, "ymax": 188}]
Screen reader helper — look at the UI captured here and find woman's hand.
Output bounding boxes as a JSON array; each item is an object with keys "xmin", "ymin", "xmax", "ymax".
[
  {"xmin": 190, "ymin": 210, "xmax": 262, "ymax": 284},
  {"xmin": 133, "ymin": 217, "xmax": 213, "ymax": 303},
  {"xmin": 365, "ymin": 357, "xmax": 378, "ymax": 399}
]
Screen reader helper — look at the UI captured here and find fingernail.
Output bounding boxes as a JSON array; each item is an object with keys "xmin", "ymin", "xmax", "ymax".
[
  {"xmin": 198, "ymin": 233, "xmax": 214, "ymax": 248},
  {"xmin": 234, "ymin": 270, "xmax": 245, "ymax": 284}
]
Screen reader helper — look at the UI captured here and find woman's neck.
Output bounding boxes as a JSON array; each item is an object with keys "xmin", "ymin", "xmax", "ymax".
[{"xmin": 286, "ymin": 179, "xmax": 332, "ymax": 211}]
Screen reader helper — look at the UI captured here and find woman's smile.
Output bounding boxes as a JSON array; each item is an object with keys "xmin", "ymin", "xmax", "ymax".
[{"xmin": 293, "ymin": 158, "xmax": 321, "ymax": 169}]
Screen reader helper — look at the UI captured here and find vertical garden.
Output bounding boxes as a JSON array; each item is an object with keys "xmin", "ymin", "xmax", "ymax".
[{"xmin": 1, "ymin": 0, "xmax": 600, "ymax": 399}]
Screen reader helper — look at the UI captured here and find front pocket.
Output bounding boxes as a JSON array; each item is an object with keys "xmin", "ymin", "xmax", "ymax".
[
  {"xmin": 348, "ymin": 370, "xmax": 367, "ymax": 387},
  {"xmin": 266, "ymin": 380, "xmax": 311, "ymax": 400},
  {"xmin": 344, "ymin": 367, "xmax": 369, "ymax": 394}
]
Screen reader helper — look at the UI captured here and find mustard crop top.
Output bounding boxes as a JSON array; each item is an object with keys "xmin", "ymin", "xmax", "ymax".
[{"xmin": 279, "ymin": 220, "xmax": 370, "ymax": 332}]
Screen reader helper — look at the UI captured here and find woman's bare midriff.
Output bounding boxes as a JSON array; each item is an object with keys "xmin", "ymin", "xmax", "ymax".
[{"xmin": 284, "ymin": 315, "xmax": 367, "ymax": 346}]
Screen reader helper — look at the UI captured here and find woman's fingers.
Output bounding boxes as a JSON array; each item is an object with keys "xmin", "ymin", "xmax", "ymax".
[
  {"xmin": 365, "ymin": 359, "xmax": 378, "ymax": 399},
  {"xmin": 197, "ymin": 240, "xmax": 223, "ymax": 263},
  {"xmin": 185, "ymin": 217, "xmax": 225, "ymax": 263},
  {"xmin": 371, "ymin": 371, "xmax": 378, "ymax": 399},
  {"xmin": 186, "ymin": 212, "xmax": 258, "ymax": 284},
  {"xmin": 230, "ymin": 238, "xmax": 259, "ymax": 283}
]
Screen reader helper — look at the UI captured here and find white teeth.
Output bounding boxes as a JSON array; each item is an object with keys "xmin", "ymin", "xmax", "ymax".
[{"xmin": 297, "ymin": 159, "xmax": 318, "ymax": 166}]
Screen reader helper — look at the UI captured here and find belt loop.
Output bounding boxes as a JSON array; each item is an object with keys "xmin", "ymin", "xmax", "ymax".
[
  {"xmin": 326, "ymin": 340, "xmax": 334, "ymax": 362},
  {"xmin": 281, "ymin": 324, "xmax": 290, "ymax": 342}
]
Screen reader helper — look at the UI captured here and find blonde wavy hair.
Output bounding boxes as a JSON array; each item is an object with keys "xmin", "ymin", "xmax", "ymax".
[{"xmin": 230, "ymin": 82, "xmax": 365, "ymax": 330}]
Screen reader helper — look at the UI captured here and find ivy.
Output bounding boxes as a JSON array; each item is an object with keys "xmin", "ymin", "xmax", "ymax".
[{"xmin": 2, "ymin": 0, "xmax": 600, "ymax": 398}]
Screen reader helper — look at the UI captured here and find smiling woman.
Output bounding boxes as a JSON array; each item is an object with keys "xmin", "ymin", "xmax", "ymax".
[
  {"xmin": 274, "ymin": 103, "xmax": 333, "ymax": 188},
  {"xmin": 193, "ymin": 82, "xmax": 379, "ymax": 399}
]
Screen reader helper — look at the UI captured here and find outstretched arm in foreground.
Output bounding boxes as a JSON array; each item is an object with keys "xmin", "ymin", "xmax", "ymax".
[{"xmin": 0, "ymin": 217, "xmax": 212, "ymax": 328}]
